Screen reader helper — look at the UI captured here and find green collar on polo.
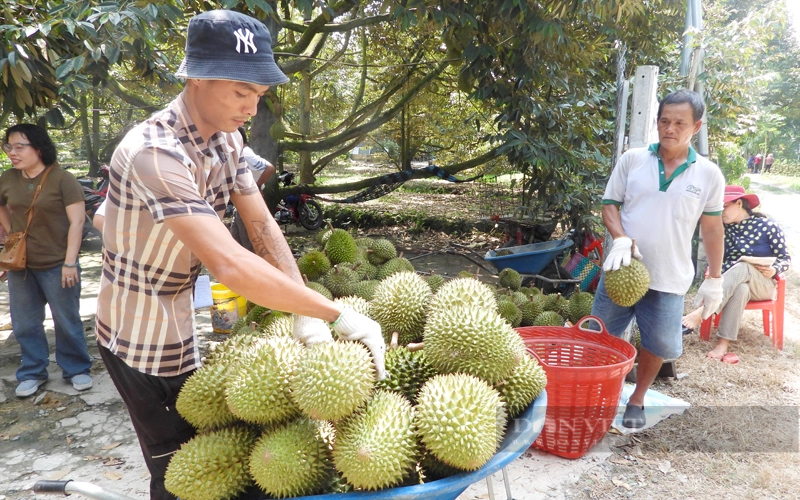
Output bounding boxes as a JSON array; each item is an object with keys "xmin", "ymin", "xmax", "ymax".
[{"xmin": 649, "ymin": 143, "xmax": 697, "ymax": 192}]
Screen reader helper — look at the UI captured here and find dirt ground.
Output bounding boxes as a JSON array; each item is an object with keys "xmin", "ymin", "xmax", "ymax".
[{"xmin": 1, "ymin": 169, "xmax": 799, "ymax": 500}]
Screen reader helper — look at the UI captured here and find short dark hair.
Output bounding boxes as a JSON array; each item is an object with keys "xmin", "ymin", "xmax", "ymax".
[
  {"xmin": 4, "ymin": 123, "xmax": 58, "ymax": 166},
  {"xmin": 657, "ymin": 89, "xmax": 705, "ymax": 122},
  {"xmin": 238, "ymin": 126, "xmax": 248, "ymax": 144}
]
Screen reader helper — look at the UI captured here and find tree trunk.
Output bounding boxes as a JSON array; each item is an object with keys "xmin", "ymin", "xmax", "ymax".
[
  {"xmin": 79, "ymin": 94, "xmax": 94, "ymax": 174},
  {"xmin": 298, "ymin": 69, "xmax": 314, "ymax": 184},
  {"xmin": 89, "ymin": 91, "xmax": 101, "ymax": 175}
]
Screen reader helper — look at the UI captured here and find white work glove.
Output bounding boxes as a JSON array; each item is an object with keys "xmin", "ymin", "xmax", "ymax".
[
  {"xmin": 603, "ymin": 236, "xmax": 643, "ymax": 272},
  {"xmin": 694, "ymin": 277, "xmax": 724, "ymax": 320},
  {"xmin": 292, "ymin": 315, "xmax": 334, "ymax": 346},
  {"xmin": 332, "ymin": 307, "xmax": 386, "ymax": 380}
]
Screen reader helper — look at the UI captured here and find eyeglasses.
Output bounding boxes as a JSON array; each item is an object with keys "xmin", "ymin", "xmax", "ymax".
[{"xmin": 2, "ymin": 143, "xmax": 31, "ymax": 153}]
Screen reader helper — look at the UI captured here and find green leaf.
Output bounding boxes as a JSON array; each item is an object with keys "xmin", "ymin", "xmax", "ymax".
[
  {"xmin": 55, "ymin": 60, "xmax": 72, "ymax": 80},
  {"xmin": 105, "ymin": 45, "xmax": 120, "ymax": 64}
]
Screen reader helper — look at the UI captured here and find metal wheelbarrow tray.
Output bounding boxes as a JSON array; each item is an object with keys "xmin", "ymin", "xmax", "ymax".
[{"xmin": 484, "ymin": 239, "xmax": 574, "ymax": 275}]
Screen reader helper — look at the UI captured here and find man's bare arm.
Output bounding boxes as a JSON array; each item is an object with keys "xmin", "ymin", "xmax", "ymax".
[
  {"xmin": 231, "ymin": 191, "xmax": 303, "ymax": 284},
  {"xmin": 699, "ymin": 214, "xmax": 724, "ymax": 279}
]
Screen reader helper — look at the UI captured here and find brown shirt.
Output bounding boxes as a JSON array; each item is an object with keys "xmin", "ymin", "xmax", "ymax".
[
  {"xmin": 0, "ymin": 167, "xmax": 84, "ymax": 269},
  {"xmin": 96, "ymin": 95, "xmax": 257, "ymax": 376}
]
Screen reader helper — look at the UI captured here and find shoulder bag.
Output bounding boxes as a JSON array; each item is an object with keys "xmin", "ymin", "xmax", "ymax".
[{"xmin": 0, "ymin": 167, "xmax": 51, "ymax": 271}]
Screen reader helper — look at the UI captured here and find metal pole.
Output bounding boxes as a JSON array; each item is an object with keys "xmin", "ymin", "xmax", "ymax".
[{"xmin": 612, "ymin": 41, "xmax": 628, "ymax": 171}]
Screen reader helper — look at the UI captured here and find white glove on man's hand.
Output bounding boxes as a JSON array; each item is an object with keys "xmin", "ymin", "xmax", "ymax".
[
  {"xmin": 292, "ymin": 315, "xmax": 334, "ymax": 346},
  {"xmin": 332, "ymin": 307, "xmax": 386, "ymax": 380},
  {"xmin": 603, "ymin": 236, "xmax": 643, "ymax": 272},
  {"xmin": 694, "ymin": 277, "xmax": 724, "ymax": 320}
]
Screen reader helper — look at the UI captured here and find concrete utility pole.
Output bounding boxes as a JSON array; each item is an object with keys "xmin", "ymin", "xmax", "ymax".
[
  {"xmin": 628, "ymin": 66, "xmax": 660, "ymax": 149},
  {"xmin": 681, "ymin": 0, "xmax": 709, "ymax": 156}
]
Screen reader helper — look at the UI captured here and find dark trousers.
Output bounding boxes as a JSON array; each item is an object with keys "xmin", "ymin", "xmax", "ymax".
[{"xmin": 98, "ymin": 343, "xmax": 196, "ymax": 500}]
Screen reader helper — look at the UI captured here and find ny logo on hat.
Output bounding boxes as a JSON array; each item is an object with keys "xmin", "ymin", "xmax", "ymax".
[{"xmin": 234, "ymin": 28, "xmax": 258, "ymax": 54}]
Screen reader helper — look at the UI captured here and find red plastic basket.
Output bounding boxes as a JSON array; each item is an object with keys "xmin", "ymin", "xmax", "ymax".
[{"xmin": 517, "ymin": 316, "xmax": 636, "ymax": 459}]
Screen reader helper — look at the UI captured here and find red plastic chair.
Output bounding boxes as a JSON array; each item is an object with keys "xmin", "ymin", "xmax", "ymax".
[{"xmin": 699, "ymin": 274, "xmax": 785, "ymax": 350}]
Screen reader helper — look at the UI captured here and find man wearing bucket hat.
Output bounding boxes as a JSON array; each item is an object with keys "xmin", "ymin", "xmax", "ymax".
[
  {"xmin": 682, "ymin": 185, "xmax": 790, "ymax": 363},
  {"xmin": 95, "ymin": 10, "xmax": 385, "ymax": 499},
  {"xmin": 592, "ymin": 89, "xmax": 726, "ymax": 428}
]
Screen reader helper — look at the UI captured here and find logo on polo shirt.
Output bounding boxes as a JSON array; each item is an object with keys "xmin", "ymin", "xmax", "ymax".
[
  {"xmin": 234, "ymin": 28, "xmax": 258, "ymax": 54},
  {"xmin": 686, "ymin": 184, "xmax": 701, "ymax": 195}
]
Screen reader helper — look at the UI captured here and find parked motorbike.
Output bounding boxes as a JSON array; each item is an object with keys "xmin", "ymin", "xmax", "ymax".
[{"xmin": 273, "ymin": 171, "xmax": 324, "ymax": 230}]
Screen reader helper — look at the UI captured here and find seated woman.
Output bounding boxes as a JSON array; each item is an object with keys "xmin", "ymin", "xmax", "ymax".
[{"xmin": 683, "ymin": 185, "xmax": 790, "ymax": 364}]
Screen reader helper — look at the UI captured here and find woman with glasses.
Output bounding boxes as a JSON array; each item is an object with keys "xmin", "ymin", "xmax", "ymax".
[{"xmin": 0, "ymin": 124, "xmax": 93, "ymax": 397}]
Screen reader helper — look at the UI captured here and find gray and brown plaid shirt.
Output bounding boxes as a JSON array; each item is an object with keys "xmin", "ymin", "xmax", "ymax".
[{"xmin": 96, "ymin": 95, "xmax": 258, "ymax": 376}]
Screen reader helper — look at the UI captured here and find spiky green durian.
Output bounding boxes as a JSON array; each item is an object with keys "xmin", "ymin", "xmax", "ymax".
[
  {"xmin": 498, "ymin": 268, "xmax": 522, "ymax": 291},
  {"xmin": 343, "ymin": 259, "xmax": 376, "ymax": 281},
  {"xmin": 291, "ymin": 341, "xmax": 375, "ymax": 421},
  {"xmin": 518, "ymin": 286, "xmax": 536, "ymax": 297},
  {"xmin": 244, "ymin": 305, "xmax": 270, "ymax": 326},
  {"xmin": 604, "ymin": 259, "xmax": 650, "ymax": 307},
  {"xmin": 165, "ymin": 426, "xmax": 257, "ymax": 500},
  {"xmin": 518, "ymin": 297, "xmax": 544, "ymax": 327},
  {"xmin": 322, "ymin": 265, "xmax": 360, "ymax": 298},
  {"xmin": 510, "ymin": 291, "xmax": 529, "ymax": 306},
  {"xmin": 230, "ymin": 317, "xmax": 258, "ymax": 336},
  {"xmin": 533, "ymin": 311, "xmax": 564, "ymax": 326},
  {"xmin": 375, "ymin": 257, "xmax": 416, "ymax": 281},
  {"xmin": 316, "ymin": 228, "xmax": 333, "ymax": 247},
  {"xmin": 249, "ymin": 418, "xmax": 335, "ymax": 498},
  {"xmin": 374, "ymin": 346, "xmax": 437, "ymax": 403},
  {"xmin": 428, "ymin": 277, "xmax": 498, "ymax": 316},
  {"xmin": 494, "ymin": 354, "xmax": 547, "ymax": 418},
  {"xmin": 415, "ymin": 373, "xmax": 506, "ymax": 471},
  {"xmin": 262, "ymin": 314, "xmax": 294, "ymax": 338},
  {"xmin": 333, "ymin": 390, "xmax": 418, "ymax": 490},
  {"xmin": 366, "ymin": 238, "xmax": 397, "ymax": 265},
  {"xmin": 497, "ymin": 300, "xmax": 522, "ymax": 328},
  {"xmin": 419, "ymin": 452, "xmax": 464, "ymax": 481},
  {"xmin": 456, "ymin": 270, "xmax": 475, "ymax": 279},
  {"xmin": 370, "ymin": 271, "xmax": 431, "ymax": 346},
  {"xmin": 335, "ymin": 296, "xmax": 371, "ymax": 317},
  {"xmin": 297, "ymin": 250, "xmax": 332, "ymax": 282},
  {"xmin": 176, "ymin": 363, "xmax": 237, "ymax": 430},
  {"xmin": 542, "ymin": 293, "xmax": 561, "ymax": 312},
  {"xmin": 307, "ymin": 281, "xmax": 334, "ymax": 300},
  {"xmin": 567, "ymin": 291, "xmax": 595, "ymax": 324},
  {"xmin": 204, "ymin": 333, "xmax": 260, "ymax": 368},
  {"xmin": 225, "ymin": 337, "xmax": 305, "ymax": 425},
  {"xmin": 424, "ymin": 306, "xmax": 525, "ymax": 384},
  {"xmin": 355, "ymin": 237, "xmax": 375, "ymax": 249},
  {"xmin": 325, "ymin": 229, "xmax": 358, "ymax": 265},
  {"xmin": 353, "ymin": 280, "xmax": 380, "ymax": 301},
  {"xmin": 424, "ymin": 274, "xmax": 446, "ymax": 293}
]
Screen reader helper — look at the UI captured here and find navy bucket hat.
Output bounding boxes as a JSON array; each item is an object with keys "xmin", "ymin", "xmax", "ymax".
[{"xmin": 175, "ymin": 10, "xmax": 289, "ymax": 87}]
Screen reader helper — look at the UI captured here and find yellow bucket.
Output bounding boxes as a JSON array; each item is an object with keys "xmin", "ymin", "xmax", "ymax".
[{"xmin": 210, "ymin": 284, "xmax": 247, "ymax": 334}]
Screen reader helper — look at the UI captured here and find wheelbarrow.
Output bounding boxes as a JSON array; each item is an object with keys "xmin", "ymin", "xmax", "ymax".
[{"xmin": 34, "ymin": 390, "xmax": 547, "ymax": 500}]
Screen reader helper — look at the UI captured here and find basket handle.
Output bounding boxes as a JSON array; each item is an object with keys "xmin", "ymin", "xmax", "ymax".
[{"xmin": 573, "ymin": 315, "xmax": 607, "ymax": 334}]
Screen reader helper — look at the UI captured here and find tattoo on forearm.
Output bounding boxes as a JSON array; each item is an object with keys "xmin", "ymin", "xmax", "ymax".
[{"xmin": 250, "ymin": 219, "xmax": 302, "ymax": 282}]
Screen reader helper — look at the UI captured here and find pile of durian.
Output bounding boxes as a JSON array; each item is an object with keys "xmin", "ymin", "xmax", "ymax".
[{"xmin": 165, "ymin": 229, "xmax": 593, "ymax": 500}]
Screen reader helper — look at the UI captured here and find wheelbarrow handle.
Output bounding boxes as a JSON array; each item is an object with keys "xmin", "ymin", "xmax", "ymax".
[{"xmin": 34, "ymin": 480, "xmax": 137, "ymax": 500}]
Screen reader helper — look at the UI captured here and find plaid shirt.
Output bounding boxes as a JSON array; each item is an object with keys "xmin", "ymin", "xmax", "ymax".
[{"xmin": 96, "ymin": 95, "xmax": 258, "ymax": 376}]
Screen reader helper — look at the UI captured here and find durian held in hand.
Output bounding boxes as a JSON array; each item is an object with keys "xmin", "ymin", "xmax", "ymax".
[{"xmin": 603, "ymin": 237, "xmax": 650, "ymax": 307}]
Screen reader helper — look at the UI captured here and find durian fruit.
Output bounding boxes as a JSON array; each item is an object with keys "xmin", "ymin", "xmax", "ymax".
[
  {"xmin": 556, "ymin": 295, "xmax": 571, "ymax": 320},
  {"xmin": 291, "ymin": 341, "xmax": 375, "ymax": 421},
  {"xmin": 424, "ymin": 274, "xmax": 446, "ymax": 293},
  {"xmin": 333, "ymin": 390, "xmax": 418, "ymax": 490},
  {"xmin": 604, "ymin": 259, "xmax": 650, "ymax": 307},
  {"xmin": 456, "ymin": 270, "xmax": 475, "ymax": 279},
  {"xmin": 259, "ymin": 310, "xmax": 288, "ymax": 331},
  {"xmin": 510, "ymin": 291, "xmax": 529, "ymax": 307},
  {"xmin": 428, "ymin": 277, "xmax": 497, "ymax": 315},
  {"xmin": 366, "ymin": 238, "xmax": 397, "ymax": 265},
  {"xmin": 334, "ymin": 296, "xmax": 371, "ymax": 317},
  {"xmin": 533, "ymin": 311, "xmax": 564, "ymax": 326},
  {"xmin": 225, "ymin": 337, "xmax": 305, "ymax": 425},
  {"xmin": 542, "ymin": 293, "xmax": 561, "ymax": 312},
  {"xmin": 416, "ymin": 373, "xmax": 506, "ymax": 471},
  {"xmin": 204, "ymin": 333, "xmax": 260, "ymax": 368},
  {"xmin": 497, "ymin": 300, "xmax": 522, "ymax": 328},
  {"xmin": 262, "ymin": 314, "xmax": 294, "ymax": 338},
  {"xmin": 325, "ymin": 228, "xmax": 358, "ymax": 265},
  {"xmin": 375, "ymin": 257, "xmax": 415, "ymax": 281},
  {"xmin": 316, "ymin": 228, "xmax": 333, "ymax": 247},
  {"xmin": 355, "ymin": 237, "xmax": 375, "ymax": 249},
  {"xmin": 307, "ymin": 281, "xmax": 333, "ymax": 300},
  {"xmin": 176, "ymin": 363, "xmax": 237, "ymax": 430},
  {"xmin": 322, "ymin": 265, "xmax": 360, "ymax": 298},
  {"xmin": 343, "ymin": 259, "xmax": 377, "ymax": 281},
  {"xmin": 375, "ymin": 346, "xmax": 437, "ymax": 403},
  {"xmin": 519, "ymin": 297, "xmax": 545, "ymax": 327},
  {"xmin": 424, "ymin": 306, "xmax": 525, "ymax": 384},
  {"xmin": 249, "ymin": 418, "xmax": 335, "ymax": 498},
  {"xmin": 164, "ymin": 426, "xmax": 257, "ymax": 500},
  {"xmin": 494, "ymin": 354, "xmax": 547, "ymax": 418},
  {"xmin": 518, "ymin": 286, "xmax": 537, "ymax": 297},
  {"xmin": 353, "ymin": 280, "xmax": 380, "ymax": 301},
  {"xmin": 297, "ymin": 250, "xmax": 331, "ymax": 282},
  {"xmin": 498, "ymin": 268, "xmax": 522, "ymax": 291},
  {"xmin": 230, "ymin": 317, "xmax": 258, "ymax": 336},
  {"xmin": 567, "ymin": 291, "xmax": 595, "ymax": 324},
  {"xmin": 244, "ymin": 305, "xmax": 270, "ymax": 326},
  {"xmin": 370, "ymin": 271, "xmax": 431, "ymax": 346},
  {"xmin": 419, "ymin": 452, "xmax": 464, "ymax": 481}
]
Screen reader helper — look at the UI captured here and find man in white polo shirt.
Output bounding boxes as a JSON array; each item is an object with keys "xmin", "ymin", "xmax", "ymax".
[{"xmin": 592, "ymin": 89, "xmax": 725, "ymax": 428}]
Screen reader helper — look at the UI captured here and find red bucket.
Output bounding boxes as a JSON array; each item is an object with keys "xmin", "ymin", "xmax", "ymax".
[{"xmin": 517, "ymin": 316, "xmax": 636, "ymax": 459}]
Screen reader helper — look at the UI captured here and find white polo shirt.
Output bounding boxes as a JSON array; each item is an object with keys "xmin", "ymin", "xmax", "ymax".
[{"xmin": 603, "ymin": 144, "xmax": 724, "ymax": 294}]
